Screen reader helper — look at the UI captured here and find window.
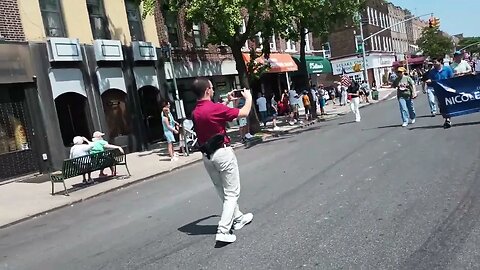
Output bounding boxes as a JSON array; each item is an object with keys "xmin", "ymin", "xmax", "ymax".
[
  {"xmin": 305, "ymin": 30, "xmax": 311, "ymax": 52},
  {"xmin": 192, "ymin": 24, "xmax": 203, "ymax": 48},
  {"xmin": 164, "ymin": 11, "xmax": 179, "ymax": 47},
  {"xmin": 0, "ymin": 87, "xmax": 31, "ymax": 154},
  {"xmin": 241, "ymin": 19, "xmax": 248, "ymax": 50},
  {"xmin": 255, "ymin": 32, "xmax": 262, "ymax": 50},
  {"xmin": 374, "ymin": 9, "xmax": 378, "ymax": 26},
  {"xmin": 286, "ymin": 40, "xmax": 296, "ymax": 52},
  {"xmin": 87, "ymin": 0, "xmax": 110, "ymax": 40},
  {"xmin": 269, "ymin": 34, "xmax": 277, "ymax": 51},
  {"xmin": 39, "ymin": 0, "xmax": 66, "ymax": 37},
  {"xmin": 322, "ymin": 42, "xmax": 331, "ymax": 58},
  {"xmin": 125, "ymin": 0, "xmax": 144, "ymax": 41},
  {"xmin": 367, "ymin": 7, "xmax": 372, "ymax": 25}
]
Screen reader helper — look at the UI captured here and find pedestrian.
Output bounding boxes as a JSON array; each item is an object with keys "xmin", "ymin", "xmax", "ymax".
[
  {"xmin": 288, "ymin": 89, "xmax": 301, "ymax": 125},
  {"xmin": 302, "ymin": 90, "xmax": 311, "ymax": 121},
  {"xmin": 425, "ymin": 58, "xmax": 454, "ymax": 128},
  {"xmin": 318, "ymin": 84, "xmax": 326, "ymax": 115},
  {"xmin": 70, "ymin": 136, "xmax": 94, "ymax": 183},
  {"xmin": 360, "ymin": 80, "xmax": 370, "ymax": 103},
  {"xmin": 309, "ymin": 85, "xmax": 318, "ymax": 119},
  {"xmin": 256, "ymin": 92, "xmax": 268, "ymax": 127},
  {"xmin": 421, "ymin": 62, "xmax": 437, "ymax": 117},
  {"xmin": 162, "ymin": 103, "xmax": 179, "ymax": 162},
  {"xmin": 191, "ymin": 78, "xmax": 254, "ymax": 243},
  {"xmin": 347, "ymin": 81, "xmax": 361, "ymax": 122},
  {"xmin": 329, "ymin": 84, "xmax": 337, "ymax": 105},
  {"xmin": 451, "ymin": 51, "xmax": 472, "ymax": 76},
  {"xmin": 392, "ymin": 67, "xmax": 417, "ymax": 127},
  {"xmin": 270, "ymin": 95, "xmax": 280, "ymax": 131},
  {"xmin": 236, "ymin": 97, "xmax": 253, "ymax": 141},
  {"xmin": 90, "ymin": 131, "xmax": 125, "ymax": 176}
]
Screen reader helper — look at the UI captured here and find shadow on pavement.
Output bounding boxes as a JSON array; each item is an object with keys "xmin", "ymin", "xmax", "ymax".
[
  {"xmin": 374, "ymin": 124, "xmax": 402, "ymax": 129},
  {"xmin": 178, "ymin": 215, "xmax": 219, "ymax": 236},
  {"xmin": 338, "ymin": 120, "xmax": 357, "ymax": 125},
  {"xmin": 408, "ymin": 120, "xmax": 480, "ymax": 130},
  {"xmin": 244, "ymin": 136, "xmax": 293, "ymax": 149},
  {"xmin": 52, "ymin": 174, "xmax": 128, "ymax": 196}
]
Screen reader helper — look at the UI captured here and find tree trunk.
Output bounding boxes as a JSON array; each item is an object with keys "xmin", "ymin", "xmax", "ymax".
[
  {"xmin": 231, "ymin": 43, "xmax": 261, "ymax": 134},
  {"xmin": 298, "ymin": 26, "xmax": 310, "ymax": 91}
]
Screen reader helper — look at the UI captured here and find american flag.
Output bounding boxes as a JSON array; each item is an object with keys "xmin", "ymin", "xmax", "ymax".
[{"xmin": 340, "ymin": 68, "xmax": 352, "ymax": 87}]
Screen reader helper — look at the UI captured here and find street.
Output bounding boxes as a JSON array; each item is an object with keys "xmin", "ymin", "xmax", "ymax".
[{"xmin": 1, "ymin": 95, "xmax": 480, "ymax": 270}]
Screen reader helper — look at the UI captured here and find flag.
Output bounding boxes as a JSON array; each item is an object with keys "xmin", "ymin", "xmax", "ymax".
[{"xmin": 340, "ymin": 68, "xmax": 351, "ymax": 87}]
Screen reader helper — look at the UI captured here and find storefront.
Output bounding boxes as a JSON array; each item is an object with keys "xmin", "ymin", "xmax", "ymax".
[
  {"xmin": 292, "ymin": 55, "xmax": 332, "ymax": 86},
  {"xmin": 242, "ymin": 53, "xmax": 298, "ymax": 98},
  {"xmin": 0, "ymin": 43, "xmax": 44, "ymax": 181},
  {"xmin": 93, "ymin": 40, "xmax": 131, "ymax": 148},
  {"xmin": 131, "ymin": 41, "xmax": 164, "ymax": 144},
  {"xmin": 330, "ymin": 53, "xmax": 395, "ymax": 86}
]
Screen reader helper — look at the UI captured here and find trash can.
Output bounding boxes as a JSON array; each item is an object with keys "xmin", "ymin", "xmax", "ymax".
[{"xmin": 372, "ymin": 90, "xmax": 379, "ymax": 101}]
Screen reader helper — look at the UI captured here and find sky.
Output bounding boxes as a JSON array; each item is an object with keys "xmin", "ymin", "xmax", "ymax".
[{"xmin": 389, "ymin": 0, "xmax": 478, "ymax": 37}]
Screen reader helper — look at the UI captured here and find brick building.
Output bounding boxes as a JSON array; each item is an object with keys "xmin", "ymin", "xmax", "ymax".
[{"xmin": 0, "ymin": 0, "xmax": 25, "ymax": 41}]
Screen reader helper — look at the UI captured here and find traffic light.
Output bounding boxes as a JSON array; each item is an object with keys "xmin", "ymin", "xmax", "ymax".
[
  {"xmin": 428, "ymin": 18, "xmax": 433, "ymax": 28},
  {"xmin": 429, "ymin": 17, "xmax": 440, "ymax": 28},
  {"xmin": 353, "ymin": 63, "xmax": 362, "ymax": 72},
  {"xmin": 434, "ymin": 17, "xmax": 440, "ymax": 28}
]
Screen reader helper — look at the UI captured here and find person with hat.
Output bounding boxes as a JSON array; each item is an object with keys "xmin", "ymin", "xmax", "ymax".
[
  {"xmin": 70, "ymin": 136, "xmax": 94, "ymax": 183},
  {"xmin": 191, "ymin": 77, "xmax": 254, "ymax": 243},
  {"xmin": 421, "ymin": 61, "xmax": 437, "ymax": 117},
  {"xmin": 451, "ymin": 51, "xmax": 472, "ymax": 76},
  {"xmin": 392, "ymin": 66, "xmax": 417, "ymax": 127},
  {"xmin": 425, "ymin": 58, "xmax": 454, "ymax": 128},
  {"xmin": 90, "ymin": 131, "xmax": 125, "ymax": 177}
]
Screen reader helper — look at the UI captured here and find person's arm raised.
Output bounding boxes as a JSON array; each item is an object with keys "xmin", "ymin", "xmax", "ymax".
[{"xmin": 238, "ymin": 89, "xmax": 252, "ymax": 118}]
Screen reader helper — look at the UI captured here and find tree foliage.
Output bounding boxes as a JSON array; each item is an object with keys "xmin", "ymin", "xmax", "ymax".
[
  {"xmin": 457, "ymin": 36, "xmax": 480, "ymax": 55},
  {"xmin": 416, "ymin": 27, "xmax": 454, "ymax": 58}
]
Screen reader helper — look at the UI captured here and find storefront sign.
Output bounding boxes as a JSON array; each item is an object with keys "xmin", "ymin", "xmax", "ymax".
[
  {"xmin": 331, "ymin": 53, "xmax": 395, "ymax": 75},
  {"xmin": 0, "ymin": 43, "xmax": 34, "ymax": 84},
  {"xmin": 293, "ymin": 55, "xmax": 332, "ymax": 74}
]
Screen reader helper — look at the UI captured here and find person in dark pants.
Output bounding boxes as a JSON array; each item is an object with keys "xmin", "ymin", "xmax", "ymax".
[{"xmin": 191, "ymin": 78, "xmax": 254, "ymax": 243}]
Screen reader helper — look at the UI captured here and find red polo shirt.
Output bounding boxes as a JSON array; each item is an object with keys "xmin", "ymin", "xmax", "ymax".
[{"xmin": 192, "ymin": 100, "xmax": 240, "ymax": 145}]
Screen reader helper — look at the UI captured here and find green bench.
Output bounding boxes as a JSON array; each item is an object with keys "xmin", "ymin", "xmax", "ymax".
[{"xmin": 49, "ymin": 149, "xmax": 131, "ymax": 195}]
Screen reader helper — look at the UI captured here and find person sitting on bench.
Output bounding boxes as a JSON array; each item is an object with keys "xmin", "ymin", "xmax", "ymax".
[
  {"xmin": 90, "ymin": 131, "xmax": 124, "ymax": 177},
  {"xmin": 70, "ymin": 136, "xmax": 94, "ymax": 183}
]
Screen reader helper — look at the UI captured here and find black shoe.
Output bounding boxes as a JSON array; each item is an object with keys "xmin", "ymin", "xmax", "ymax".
[{"xmin": 443, "ymin": 120, "xmax": 452, "ymax": 129}]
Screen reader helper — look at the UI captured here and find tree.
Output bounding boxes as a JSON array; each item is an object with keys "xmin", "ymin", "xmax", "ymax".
[
  {"xmin": 416, "ymin": 27, "xmax": 454, "ymax": 58},
  {"xmin": 137, "ymin": 0, "xmax": 283, "ymax": 133},
  {"xmin": 457, "ymin": 36, "xmax": 480, "ymax": 55},
  {"xmin": 281, "ymin": 0, "xmax": 362, "ymax": 90}
]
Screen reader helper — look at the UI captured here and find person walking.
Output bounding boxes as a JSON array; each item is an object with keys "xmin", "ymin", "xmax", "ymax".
[
  {"xmin": 360, "ymin": 80, "xmax": 370, "ymax": 103},
  {"xmin": 421, "ymin": 62, "xmax": 437, "ymax": 117},
  {"xmin": 318, "ymin": 84, "xmax": 326, "ymax": 115},
  {"xmin": 302, "ymin": 90, "xmax": 311, "ymax": 121},
  {"xmin": 162, "ymin": 103, "xmax": 179, "ymax": 161},
  {"xmin": 288, "ymin": 89, "xmax": 300, "ymax": 125},
  {"xmin": 270, "ymin": 95, "xmax": 280, "ymax": 131},
  {"xmin": 191, "ymin": 78, "xmax": 253, "ymax": 243},
  {"xmin": 256, "ymin": 93, "xmax": 268, "ymax": 127},
  {"xmin": 392, "ymin": 67, "xmax": 417, "ymax": 127},
  {"xmin": 309, "ymin": 85, "xmax": 318, "ymax": 119},
  {"xmin": 347, "ymin": 81, "xmax": 361, "ymax": 122},
  {"xmin": 451, "ymin": 51, "xmax": 472, "ymax": 76},
  {"xmin": 425, "ymin": 58, "xmax": 454, "ymax": 128}
]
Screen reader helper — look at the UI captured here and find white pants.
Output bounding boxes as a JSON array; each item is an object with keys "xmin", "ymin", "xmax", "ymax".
[
  {"xmin": 350, "ymin": 97, "xmax": 361, "ymax": 121},
  {"xmin": 203, "ymin": 147, "xmax": 243, "ymax": 233}
]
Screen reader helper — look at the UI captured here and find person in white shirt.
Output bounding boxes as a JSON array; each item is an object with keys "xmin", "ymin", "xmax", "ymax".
[
  {"xmin": 451, "ymin": 51, "xmax": 472, "ymax": 76},
  {"xmin": 288, "ymin": 89, "xmax": 300, "ymax": 125},
  {"xmin": 256, "ymin": 93, "xmax": 268, "ymax": 127},
  {"xmin": 69, "ymin": 136, "xmax": 94, "ymax": 183}
]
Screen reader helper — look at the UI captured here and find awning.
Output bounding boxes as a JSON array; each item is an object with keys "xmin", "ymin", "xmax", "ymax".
[
  {"xmin": 96, "ymin": 67, "xmax": 127, "ymax": 95},
  {"xmin": 242, "ymin": 53, "xmax": 298, "ymax": 73},
  {"xmin": 48, "ymin": 68, "xmax": 87, "ymax": 100},
  {"xmin": 133, "ymin": 66, "xmax": 159, "ymax": 90},
  {"xmin": 393, "ymin": 56, "xmax": 426, "ymax": 67},
  {"xmin": 292, "ymin": 55, "xmax": 332, "ymax": 74}
]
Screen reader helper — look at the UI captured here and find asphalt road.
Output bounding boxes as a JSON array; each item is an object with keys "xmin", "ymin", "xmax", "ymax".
[{"xmin": 1, "ymin": 94, "xmax": 480, "ymax": 270}]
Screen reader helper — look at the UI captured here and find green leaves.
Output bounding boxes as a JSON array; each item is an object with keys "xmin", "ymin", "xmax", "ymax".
[{"xmin": 417, "ymin": 27, "xmax": 454, "ymax": 59}]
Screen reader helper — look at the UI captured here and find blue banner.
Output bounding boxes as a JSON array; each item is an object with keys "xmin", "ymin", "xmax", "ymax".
[{"xmin": 432, "ymin": 74, "xmax": 480, "ymax": 118}]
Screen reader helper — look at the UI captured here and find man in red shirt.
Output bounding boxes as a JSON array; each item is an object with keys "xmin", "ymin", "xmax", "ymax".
[{"xmin": 191, "ymin": 77, "xmax": 253, "ymax": 243}]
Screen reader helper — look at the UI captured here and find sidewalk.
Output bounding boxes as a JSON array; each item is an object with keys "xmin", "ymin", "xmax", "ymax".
[{"xmin": 0, "ymin": 87, "xmax": 395, "ymax": 229}]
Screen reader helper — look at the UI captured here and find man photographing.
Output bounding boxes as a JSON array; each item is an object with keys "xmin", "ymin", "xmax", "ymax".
[{"xmin": 191, "ymin": 78, "xmax": 254, "ymax": 243}]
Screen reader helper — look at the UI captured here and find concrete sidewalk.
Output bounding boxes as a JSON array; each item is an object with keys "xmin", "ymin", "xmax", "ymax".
[{"xmin": 0, "ymin": 87, "xmax": 395, "ymax": 229}]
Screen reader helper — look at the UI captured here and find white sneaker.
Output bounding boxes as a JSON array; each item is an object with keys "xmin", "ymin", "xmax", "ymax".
[
  {"xmin": 245, "ymin": 133, "xmax": 253, "ymax": 139},
  {"xmin": 355, "ymin": 119, "xmax": 361, "ymax": 122},
  {"xmin": 233, "ymin": 213, "xmax": 253, "ymax": 230},
  {"xmin": 410, "ymin": 119, "xmax": 416, "ymax": 124},
  {"xmin": 299, "ymin": 121, "xmax": 304, "ymax": 124},
  {"xmin": 402, "ymin": 122, "xmax": 408, "ymax": 127},
  {"xmin": 273, "ymin": 126, "xmax": 280, "ymax": 131},
  {"xmin": 171, "ymin": 157, "xmax": 179, "ymax": 162},
  {"xmin": 215, "ymin": 232, "xmax": 236, "ymax": 243},
  {"xmin": 289, "ymin": 121, "xmax": 294, "ymax": 126}
]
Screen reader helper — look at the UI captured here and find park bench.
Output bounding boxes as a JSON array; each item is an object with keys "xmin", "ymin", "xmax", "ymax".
[{"xmin": 49, "ymin": 149, "xmax": 131, "ymax": 195}]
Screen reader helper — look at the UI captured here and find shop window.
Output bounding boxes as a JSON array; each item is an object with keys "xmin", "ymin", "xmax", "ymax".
[
  {"xmin": 0, "ymin": 88, "xmax": 31, "ymax": 155},
  {"xmin": 55, "ymin": 93, "xmax": 91, "ymax": 146},
  {"xmin": 39, "ymin": 0, "xmax": 66, "ymax": 37},
  {"xmin": 165, "ymin": 11, "xmax": 179, "ymax": 47},
  {"xmin": 125, "ymin": 0, "xmax": 145, "ymax": 41},
  {"xmin": 101, "ymin": 89, "xmax": 130, "ymax": 138},
  {"xmin": 87, "ymin": 0, "xmax": 110, "ymax": 40}
]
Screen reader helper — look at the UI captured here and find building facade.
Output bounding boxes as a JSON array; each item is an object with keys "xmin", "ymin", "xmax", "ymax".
[{"xmin": 0, "ymin": 0, "xmax": 169, "ymax": 181}]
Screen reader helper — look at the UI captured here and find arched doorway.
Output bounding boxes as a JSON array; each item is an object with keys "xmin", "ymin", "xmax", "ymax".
[
  {"xmin": 138, "ymin": 86, "xmax": 164, "ymax": 143},
  {"xmin": 101, "ymin": 89, "xmax": 130, "ymax": 140},
  {"xmin": 55, "ymin": 92, "xmax": 91, "ymax": 146}
]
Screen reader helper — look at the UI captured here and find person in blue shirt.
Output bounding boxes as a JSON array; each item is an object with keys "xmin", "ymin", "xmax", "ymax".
[{"xmin": 426, "ymin": 58, "xmax": 454, "ymax": 128}]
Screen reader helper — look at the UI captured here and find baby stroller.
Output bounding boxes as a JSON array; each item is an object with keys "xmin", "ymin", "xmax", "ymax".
[{"xmin": 182, "ymin": 119, "xmax": 199, "ymax": 152}]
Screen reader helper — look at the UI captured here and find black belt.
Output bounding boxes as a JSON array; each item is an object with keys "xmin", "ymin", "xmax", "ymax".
[{"xmin": 199, "ymin": 134, "xmax": 229, "ymax": 160}]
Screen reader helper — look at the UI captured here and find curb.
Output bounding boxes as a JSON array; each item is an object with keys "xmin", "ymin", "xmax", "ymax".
[{"xmin": 1, "ymin": 92, "xmax": 396, "ymax": 229}]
